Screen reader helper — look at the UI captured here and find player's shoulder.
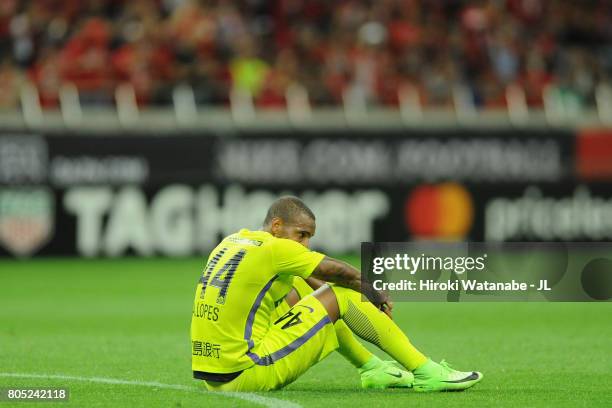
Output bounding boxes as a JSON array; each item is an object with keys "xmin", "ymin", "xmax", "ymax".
[
  {"xmin": 267, "ymin": 236, "xmax": 312, "ymax": 256},
  {"xmin": 219, "ymin": 229, "xmax": 307, "ymax": 255},
  {"xmin": 221, "ymin": 228, "xmax": 273, "ymax": 248}
]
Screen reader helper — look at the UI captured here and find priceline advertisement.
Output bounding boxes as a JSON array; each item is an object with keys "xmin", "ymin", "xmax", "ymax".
[
  {"xmin": 1, "ymin": 129, "xmax": 612, "ymax": 258},
  {"xmin": 361, "ymin": 242, "xmax": 611, "ymax": 302}
]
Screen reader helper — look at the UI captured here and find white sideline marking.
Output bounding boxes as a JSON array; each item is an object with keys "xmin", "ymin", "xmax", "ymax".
[{"xmin": 0, "ymin": 372, "xmax": 301, "ymax": 408}]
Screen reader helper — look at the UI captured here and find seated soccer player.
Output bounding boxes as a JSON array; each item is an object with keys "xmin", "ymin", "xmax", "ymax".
[{"xmin": 191, "ymin": 196, "xmax": 483, "ymax": 391}]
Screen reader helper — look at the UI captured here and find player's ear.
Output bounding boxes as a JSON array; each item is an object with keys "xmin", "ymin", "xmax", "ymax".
[{"xmin": 270, "ymin": 217, "xmax": 283, "ymax": 236}]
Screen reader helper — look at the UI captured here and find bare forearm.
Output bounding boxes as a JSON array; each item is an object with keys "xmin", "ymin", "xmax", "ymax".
[
  {"xmin": 305, "ymin": 277, "xmax": 325, "ymax": 290},
  {"xmin": 312, "ymin": 256, "xmax": 390, "ymax": 310},
  {"xmin": 312, "ymin": 257, "xmax": 380, "ymax": 305},
  {"xmin": 311, "ymin": 257, "xmax": 362, "ymax": 291}
]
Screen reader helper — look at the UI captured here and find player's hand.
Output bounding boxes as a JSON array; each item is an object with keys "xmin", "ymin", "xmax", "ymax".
[
  {"xmin": 370, "ymin": 289, "xmax": 393, "ymax": 319},
  {"xmin": 380, "ymin": 299, "xmax": 393, "ymax": 319}
]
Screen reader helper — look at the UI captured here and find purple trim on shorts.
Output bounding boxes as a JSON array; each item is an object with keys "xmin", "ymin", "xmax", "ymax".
[
  {"xmin": 244, "ymin": 275, "xmax": 279, "ymax": 350},
  {"xmin": 246, "ymin": 315, "xmax": 332, "ymax": 366}
]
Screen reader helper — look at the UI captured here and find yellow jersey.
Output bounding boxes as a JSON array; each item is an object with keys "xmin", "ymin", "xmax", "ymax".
[{"xmin": 191, "ymin": 229, "xmax": 325, "ymax": 373}]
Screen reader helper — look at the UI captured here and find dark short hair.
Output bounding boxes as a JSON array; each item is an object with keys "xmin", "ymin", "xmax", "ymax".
[{"xmin": 263, "ymin": 196, "xmax": 315, "ymax": 226}]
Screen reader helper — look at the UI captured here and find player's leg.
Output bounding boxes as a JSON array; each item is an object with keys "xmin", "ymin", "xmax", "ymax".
[
  {"xmin": 313, "ymin": 284, "xmax": 483, "ymax": 392},
  {"xmin": 207, "ymin": 284, "xmax": 411, "ymax": 392},
  {"xmin": 207, "ymin": 291, "xmax": 340, "ymax": 391},
  {"xmin": 287, "ymin": 278, "xmax": 372, "ymax": 368},
  {"xmin": 284, "ymin": 278, "xmax": 414, "ymax": 389}
]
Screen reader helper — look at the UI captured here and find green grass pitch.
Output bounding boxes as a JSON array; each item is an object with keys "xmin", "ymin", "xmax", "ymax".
[{"xmin": 1, "ymin": 257, "xmax": 610, "ymax": 407}]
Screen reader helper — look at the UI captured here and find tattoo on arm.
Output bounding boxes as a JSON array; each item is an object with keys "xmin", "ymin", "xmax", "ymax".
[
  {"xmin": 312, "ymin": 257, "xmax": 386, "ymax": 306},
  {"xmin": 312, "ymin": 257, "xmax": 360, "ymax": 290}
]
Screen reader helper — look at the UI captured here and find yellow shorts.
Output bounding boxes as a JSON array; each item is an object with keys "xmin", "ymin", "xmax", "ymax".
[
  {"xmin": 271, "ymin": 276, "xmax": 316, "ymax": 319},
  {"xmin": 204, "ymin": 289, "xmax": 338, "ymax": 391}
]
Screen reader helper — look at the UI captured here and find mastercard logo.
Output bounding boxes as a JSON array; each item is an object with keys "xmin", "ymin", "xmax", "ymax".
[{"xmin": 404, "ymin": 183, "xmax": 474, "ymax": 239}]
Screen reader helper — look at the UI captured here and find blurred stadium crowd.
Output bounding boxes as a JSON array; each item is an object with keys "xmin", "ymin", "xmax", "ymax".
[{"xmin": 0, "ymin": 0, "xmax": 610, "ymax": 110}]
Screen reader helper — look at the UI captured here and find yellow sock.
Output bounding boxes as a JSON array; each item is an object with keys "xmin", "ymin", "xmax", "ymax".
[
  {"xmin": 331, "ymin": 285, "xmax": 428, "ymax": 371},
  {"xmin": 334, "ymin": 320, "xmax": 373, "ymax": 368}
]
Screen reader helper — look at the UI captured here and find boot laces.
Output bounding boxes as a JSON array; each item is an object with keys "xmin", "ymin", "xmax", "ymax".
[{"xmin": 439, "ymin": 359, "xmax": 455, "ymax": 372}]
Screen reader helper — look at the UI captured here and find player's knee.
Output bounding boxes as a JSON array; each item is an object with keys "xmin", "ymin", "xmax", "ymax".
[
  {"xmin": 312, "ymin": 284, "xmax": 340, "ymax": 322},
  {"xmin": 327, "ymin": 285, "xmax": 363, "ymax": 317}
]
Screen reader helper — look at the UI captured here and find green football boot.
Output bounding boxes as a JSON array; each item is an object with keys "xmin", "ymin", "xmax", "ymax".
[
  {"xmin": 413, "ymin": 359, "xmax": 483, "ymax": 392},
  {"xmin": 359, "ymin": 359, "xmax": 414, "ymax": 389}
]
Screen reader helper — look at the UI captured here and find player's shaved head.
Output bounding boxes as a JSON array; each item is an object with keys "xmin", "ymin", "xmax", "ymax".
[{"xmin": 263, "ymin": 196, "xmax": 315, "ymax": 226}]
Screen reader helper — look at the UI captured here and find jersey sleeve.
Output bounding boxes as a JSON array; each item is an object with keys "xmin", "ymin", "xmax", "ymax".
[{"xmin": 270, "ymin": 238, "xmax": 325, "ymax": 279}]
